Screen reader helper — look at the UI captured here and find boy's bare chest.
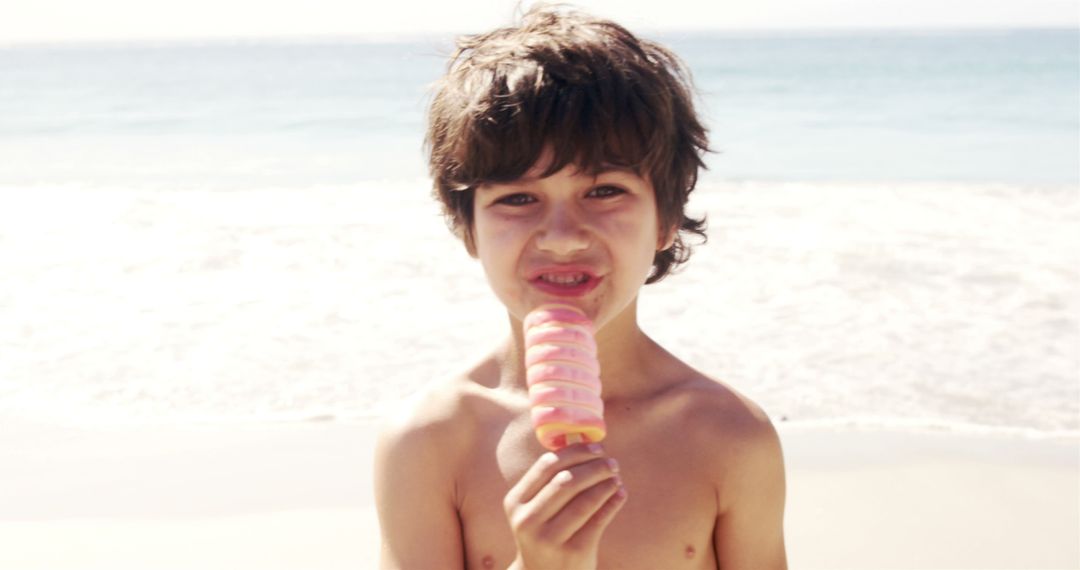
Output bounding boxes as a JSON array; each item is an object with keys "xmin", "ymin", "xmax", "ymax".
[{"xmin": 455, "ymin": 410, "xmax": 720, "ymax": 569}]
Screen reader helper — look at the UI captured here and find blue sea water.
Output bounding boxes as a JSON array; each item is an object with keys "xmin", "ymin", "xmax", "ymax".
[
  {"xmin": 0, "ymin": 28, "xmax": 1076, "ymax": 187},
  {"xmin": 668, "ymin": 29, "xmax": 1080, "ymax": 183}
]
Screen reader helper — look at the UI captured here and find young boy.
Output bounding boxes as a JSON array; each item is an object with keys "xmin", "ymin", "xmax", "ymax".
[{"xmin": 375, "ymin": 5, "xmax": 787, "ymax": 569}]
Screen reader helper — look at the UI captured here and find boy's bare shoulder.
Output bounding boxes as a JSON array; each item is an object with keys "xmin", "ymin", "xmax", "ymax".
[
  {"xmin": 662, "ymin": 371, "xmax": 784, "ymax": 490},
  {"xmin": 376, "ymin": 358, "xmax": 512, "ymax": 462},
  {"xmin": 677, "ymin": 373, "xmax": 778, "ymax": 441}
]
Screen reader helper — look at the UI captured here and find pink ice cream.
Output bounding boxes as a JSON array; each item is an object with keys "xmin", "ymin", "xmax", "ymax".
[{"xmin": 523, "ymin": 304, "xmax": 606, "ymax": 450}]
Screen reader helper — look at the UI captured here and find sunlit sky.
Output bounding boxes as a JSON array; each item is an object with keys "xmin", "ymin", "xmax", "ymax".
[{"xmin": 4, "ymin": 0, "xmax": 1077, "ymax": 43}]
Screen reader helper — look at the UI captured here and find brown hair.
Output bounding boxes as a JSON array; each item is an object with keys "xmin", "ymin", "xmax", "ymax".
[{"xmin": 425, "ymin": 3, "xmax": 709, "ymax": 283}]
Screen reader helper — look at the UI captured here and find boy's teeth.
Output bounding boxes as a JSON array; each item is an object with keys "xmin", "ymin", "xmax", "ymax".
[{"xmin": 540, "ymin": 273, "xmax": 587, "ymax": 285}]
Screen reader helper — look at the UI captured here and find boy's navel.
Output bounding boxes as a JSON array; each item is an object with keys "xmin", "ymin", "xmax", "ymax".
[
  {"xmin": 685, "ymin": 544, "xmax": 696, "ymax": 559},
  {"xmin": 481, "ymin": 554, "xmax": 495, "ymax": 569}
]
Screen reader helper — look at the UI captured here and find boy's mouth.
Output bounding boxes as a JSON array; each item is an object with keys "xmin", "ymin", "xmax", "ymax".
[
  {"xmin": 529, "ymin": 268, "xmax": 601, "ymax": 297},
  {"xmin": 538, "ymin": 272, "xmax": 589, "ymax": 286}
]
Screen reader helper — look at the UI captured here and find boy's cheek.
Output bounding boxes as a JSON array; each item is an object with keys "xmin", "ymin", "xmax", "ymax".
[
  {"xmin": 606, "ymin": 215, "xmax": 658, "ymax": 244},
  {"xmin": 470, "ymin": 224, "xmax": 520, "ymax": 262}
]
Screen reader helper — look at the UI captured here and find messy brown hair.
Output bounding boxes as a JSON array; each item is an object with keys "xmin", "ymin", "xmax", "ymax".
[{"xmin": 425, "ymin": 3, "xmax": 709, "ymax": 283}]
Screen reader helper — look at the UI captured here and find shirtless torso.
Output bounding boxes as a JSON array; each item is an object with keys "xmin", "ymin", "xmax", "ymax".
[{"xmin": 376, "ymin": 331, "xmax": 787, "ymax": 569}]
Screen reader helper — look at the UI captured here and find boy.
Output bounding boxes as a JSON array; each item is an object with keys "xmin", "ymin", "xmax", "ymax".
[{"xmin": 375, "ymin": 5, "xmax": 787, "ymax": 569}]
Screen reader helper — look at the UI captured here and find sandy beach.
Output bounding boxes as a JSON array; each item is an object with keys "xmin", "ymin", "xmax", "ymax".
[
  {"xmin": 1, "ymin": 420, "xmax": 1075, "ymax": 570},
  {"xmin": 3, "ymin": 25, "xmax": 1077, "ymax": 570}
]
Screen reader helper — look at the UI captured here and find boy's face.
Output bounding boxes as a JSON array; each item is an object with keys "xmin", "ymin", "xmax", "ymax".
[{"xmin": 471, "ymin": 150, "xmax": 673, "ymax": 329}]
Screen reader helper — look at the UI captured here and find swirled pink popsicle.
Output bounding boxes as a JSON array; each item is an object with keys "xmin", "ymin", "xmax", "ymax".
[{"xmin": 523, "ymin": 304, "xmax": 606, "ymax": 450}]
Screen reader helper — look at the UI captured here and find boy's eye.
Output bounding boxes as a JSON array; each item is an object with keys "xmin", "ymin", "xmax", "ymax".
[
  {"xmin": 587, "ymin": 185, "xmax": 626, "ymax": 198},
  {"xmin": 495, "ymin": 193, "xmax": 536, "ymax": 206}
]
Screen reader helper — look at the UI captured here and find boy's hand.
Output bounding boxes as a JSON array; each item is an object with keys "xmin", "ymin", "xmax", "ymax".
[{"xmin": 503, "ymin": 443, "xmax": 628, "ymax": 570}]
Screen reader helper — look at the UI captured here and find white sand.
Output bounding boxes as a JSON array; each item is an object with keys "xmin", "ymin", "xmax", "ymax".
[
  {"xmin": 0, "ymin": 420, "xmax": 379, "ymax": 569},
  {"xmin": 781, "ymin": 429, "xmax": 1079, "ymax": 569},
  {"xmin": 1, "ymin": 420, "xmax": 1076, "ymax": 569}
]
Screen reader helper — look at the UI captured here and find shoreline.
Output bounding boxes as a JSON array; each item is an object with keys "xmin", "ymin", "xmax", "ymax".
[{"xmin": 1, "ymin": 419, "xmax": 1075, "ymax": 569}]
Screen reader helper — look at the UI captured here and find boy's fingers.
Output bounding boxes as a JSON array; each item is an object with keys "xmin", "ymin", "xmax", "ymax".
[
  {"xmin": 504, "ymin": 443, "xmax": 605, "ymax": 507},
  {"xmin": 526, "ymin": 454, "xmax": 619, "ymax": 524},
  {"xmin": 566, "ymin": 482, "xmax": 629, "ymax": 547},
  {"xmin": 545, "ymin": 475, "xmax": 625, "ymax": 544},
  {"xmin": 504, "ymin": 452, "xmax": 558, "ymax": 512}
]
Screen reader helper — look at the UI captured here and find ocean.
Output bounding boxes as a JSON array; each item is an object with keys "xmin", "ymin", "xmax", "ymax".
[{"xmin": 1, "ymin": 29, "xmax": 1077, "ymax": 437}]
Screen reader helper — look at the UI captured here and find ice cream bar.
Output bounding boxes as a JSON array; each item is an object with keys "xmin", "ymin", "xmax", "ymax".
[{"xmin": 523, "ymin": 304, "xmax": 606, "ymax": 450}]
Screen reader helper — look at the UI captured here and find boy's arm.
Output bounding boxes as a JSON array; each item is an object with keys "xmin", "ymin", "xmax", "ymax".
[
  {"xmin": 713, "ymin": 417, "xmax": 788, "ymax": 570},
  {"xmin": 374, "ymin": 412, "xmax": 465, "ymax": 569}
]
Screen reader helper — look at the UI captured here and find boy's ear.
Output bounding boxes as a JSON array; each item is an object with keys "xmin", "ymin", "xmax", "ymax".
[
  {"xmin": 463, "ymin": 230, "xmax": 479, "ymax": 258},
  {"xmin": 657, "ymin": 225, "xmax": 677, "ymax": 252}
]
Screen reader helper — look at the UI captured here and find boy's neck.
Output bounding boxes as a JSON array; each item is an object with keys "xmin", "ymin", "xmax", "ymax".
[{"xmin": 500, "ymin": 298, "xmax": 665, "ymax": 401}]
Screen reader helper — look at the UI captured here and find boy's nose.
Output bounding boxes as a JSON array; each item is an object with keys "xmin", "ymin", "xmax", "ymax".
[{"xmin": 534, "ymin": 205, "xmax": 590, "ymax": 255}]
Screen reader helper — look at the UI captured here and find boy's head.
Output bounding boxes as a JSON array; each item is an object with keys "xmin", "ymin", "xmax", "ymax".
[{"xmin": 426, "ymin": 3, "xmax": 709, "ymax": 283}]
